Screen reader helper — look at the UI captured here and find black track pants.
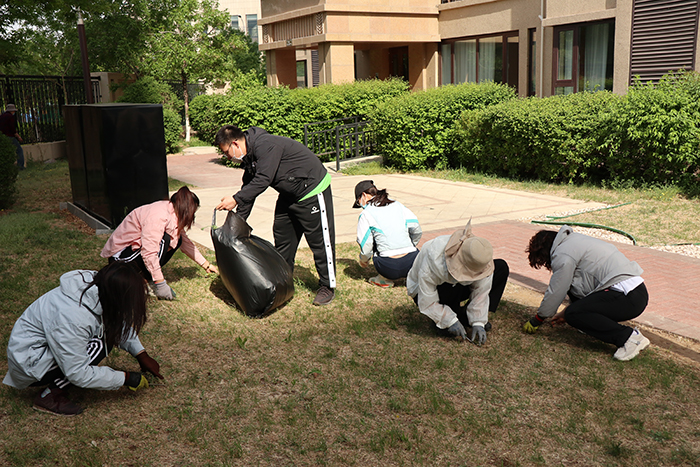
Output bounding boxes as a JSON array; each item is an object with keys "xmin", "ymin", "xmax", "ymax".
[
  {"xmin": 435, "ymin": 259, "xmax": 510, "ymax": 325},
  {"xmin": 273, "ymin": 186, "xmax": 336, "ymax": 289},
  {"xmin": 111, "ymin": 233, "xmax": 182, "ymax": 282},
  {"xmin": 32, "ymin": 338, "xmax": 110, "ymax": 389},
  {"xmin": 564, "ymin": 283, "xmax": 649, "ymax": 347}
]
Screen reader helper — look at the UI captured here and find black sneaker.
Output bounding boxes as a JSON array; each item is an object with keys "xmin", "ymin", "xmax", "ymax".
[
  {"xmin": 33, "ymin": 387, "xmax": 83, "ymax": 416},
  {"xmin": 313, "ymin": 286, "xmax": 335, "ymax": 306}
]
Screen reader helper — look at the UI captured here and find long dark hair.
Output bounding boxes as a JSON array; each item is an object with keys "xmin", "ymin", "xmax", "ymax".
[
  {"xmin": 365, "ymin": 186, "xmax": 394, "ymax": 207},
  {"xmin": 81, "ymin": 262, "xmax": 148, "ymax": 348},
  {"xmin": 526, "ymin": 230, "xmax": 558, "ymax": 271},
  {"xmin": 170, "ymin": 186, "xmax": 200, "ymax": 234}
]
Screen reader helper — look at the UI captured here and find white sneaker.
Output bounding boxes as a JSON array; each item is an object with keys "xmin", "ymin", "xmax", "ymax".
[{"xmin": 613, "ymin": 329, "xmax": 650, "ymax": 361}]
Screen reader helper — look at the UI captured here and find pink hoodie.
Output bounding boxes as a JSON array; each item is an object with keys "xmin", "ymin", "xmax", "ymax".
[{"xmin": 101, "ymin": 200, "xmax": 206, "ymax": 283}]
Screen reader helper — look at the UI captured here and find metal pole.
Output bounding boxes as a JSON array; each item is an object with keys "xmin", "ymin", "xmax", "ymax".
[
  {"xmin": 77, "ymin": 10, "xmax": 93, "ymax": 104},
  {"xmin": 335, "ymin": 126, "xmax": 340, "ymax": 172}
]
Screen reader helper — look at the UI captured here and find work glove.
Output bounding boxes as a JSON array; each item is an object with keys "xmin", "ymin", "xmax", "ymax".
[
  {"xmin": 154, "ymin": 280, "xmax": 175, "ymax": 300},
  {"xmin": 124, "ymin": 372, "xmax": 149, "ymax": 391},
  {"xmin": 447, "ymin": 321, "xmax": 467, "ymax": 340},
  {"xmin": 470, "ymin": 325, "xmax": 487, "ymax": 346},
  {"xmin": 136, "ymin": 351, "xmax": 164, "ymax": 379},
  {"xmin": 523, "ymin": 315, "xmax": 545, "ymax": 334}
]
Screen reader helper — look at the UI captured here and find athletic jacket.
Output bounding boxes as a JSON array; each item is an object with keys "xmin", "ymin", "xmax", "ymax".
[
  {"xmin": 0, "ymin": 111, "xmax": 18, "ymax": 138},
  {"xmin": 3, "ymin": 270, "xmax": 144, "ymax": 390},
  {"xmin": 357, "ymin": 201, "xmax": 421, "ymax": 261},
  {"xmin": 537, "ymin": 226, "xmax": 644, "ymax": 318},
  {"xmin": 233, "ymin": 127, "xmax": 329, "ymax": 220},
  {"xmin": 101, "ymin": 200, "xmax": 207, "ymax": 283},
  {"xmin": 406, "ymin": 236, "xmax": 492, "ymax": 329}
]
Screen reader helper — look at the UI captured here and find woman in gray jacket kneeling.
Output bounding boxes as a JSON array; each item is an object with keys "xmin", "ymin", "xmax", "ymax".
[
  {"xmin": 523, "ymin": 226, "xmax": 650, "ymax": 361},
  {"xmin": 3, "ymin": 261, "xmax": 163, "ymax": 416}
]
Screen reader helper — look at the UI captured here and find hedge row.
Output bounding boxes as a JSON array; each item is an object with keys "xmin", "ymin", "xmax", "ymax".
[
  {"xmin": 367, "ymin": 82, "xmax": 516, "ymax": 170},
  {"xmin": 456, "ymin": 72, "xmax": 700, "ymax": 192},
  {"xmin": 189, "ymin": 78, "xmax": 410, "ymax": 145}
]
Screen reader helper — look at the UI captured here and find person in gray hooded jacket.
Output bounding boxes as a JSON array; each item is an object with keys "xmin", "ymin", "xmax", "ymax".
[
  {"xmin": 523, "ymin": 226, "xmax": 650, "ymax": 361},
  {"xmin": 3, "ymin": 262, "xmax": 163, "ymax": 416}
]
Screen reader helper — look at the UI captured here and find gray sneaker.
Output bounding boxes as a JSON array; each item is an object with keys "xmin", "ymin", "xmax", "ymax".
[
  {"xmin": 613, "ymin": 329, "xmax": 650, "ymax": 361},
  {"xmin": 313, "ymin": 286, "xmax": 335, "ymax": 306},
  {"xmin": 33, "ymin": 387, "xmax": 83, "ymax": 416}
]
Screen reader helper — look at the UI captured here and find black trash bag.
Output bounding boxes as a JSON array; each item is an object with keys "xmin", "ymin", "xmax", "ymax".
[{"xmin": 211, "ymin": 210, "xmax": 294, "ymax": 317}]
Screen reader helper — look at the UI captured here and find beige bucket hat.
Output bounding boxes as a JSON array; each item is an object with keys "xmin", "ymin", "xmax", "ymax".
[{"xmin": 444, "ymin": 219, "xmax": 494, "ymax": 282}]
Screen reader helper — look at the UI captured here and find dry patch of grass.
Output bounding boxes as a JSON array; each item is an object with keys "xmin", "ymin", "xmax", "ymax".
[
  {"xmin": 2, "ymin": 243, "xmax": 699, "ymax": 466},
  {"xmin": 1, "ymin": 161, "xmax": 699, "ymax": 466}
]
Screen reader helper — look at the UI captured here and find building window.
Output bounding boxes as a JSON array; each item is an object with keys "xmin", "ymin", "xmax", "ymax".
[
  {"xmin": 441, "ymin": 44, "xmax": 451, "ymax": 85},
  {"xmin": 297, "ymin": 60, "xmax": 308, "ymax": 88},
  {"xmin": 553, "ymin": 20, "xmax": 615, "ymax": 95},
  {"xmin": 441, "ymin": 32, "xmax": 518, "ymax": 91},
  {"xmin": 246, "ymin": 14, "xmax": 258, "ymax": 43},
  {"xmin": 230, "ymin": 15, "xmax": 240, "ymax": 30},
  {"xmin": 528, "ymin": 28, "xmax": 537, "ymax": 96}
]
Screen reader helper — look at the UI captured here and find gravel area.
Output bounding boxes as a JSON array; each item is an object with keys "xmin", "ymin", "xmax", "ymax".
[{"xmin": 522, "ymin": 207, "xmax": 700, "ymax": 259}]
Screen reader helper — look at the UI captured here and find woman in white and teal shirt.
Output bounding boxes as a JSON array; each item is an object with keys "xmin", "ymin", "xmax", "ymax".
[{"xmin": 353, "ymin": 180, "xmax": 422, "ymax": 288}]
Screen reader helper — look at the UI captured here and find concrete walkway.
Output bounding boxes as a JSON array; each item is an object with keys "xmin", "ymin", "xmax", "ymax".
[{"xmin": 168, "ymin": 148, "xmax": 700, "ymax": 351}]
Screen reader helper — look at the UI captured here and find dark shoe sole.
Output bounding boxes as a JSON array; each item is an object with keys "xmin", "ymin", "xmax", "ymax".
[
  {"xmin": 313, "ymin": 298, "xmax": 334, "ymax": 306},
  {"xmin": 313, "ymin": 295, "xmax": 334, "ymax": 306}
]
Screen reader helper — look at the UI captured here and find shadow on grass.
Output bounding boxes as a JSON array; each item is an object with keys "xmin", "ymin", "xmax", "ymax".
[
  {"xmin": 338, "ymin": 257, "xmax": 367, "ymax": 281},
  {"xmin": 292, "ymin": 265, "xmax": 318, "ymax": 290},
  {"xmin": 164, "ymin": 265, "xmax": 201, "ymax": 283}
]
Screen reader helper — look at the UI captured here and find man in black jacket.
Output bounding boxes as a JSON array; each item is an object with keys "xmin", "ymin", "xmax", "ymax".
[{"xmin": 214, "ymin": 125, "xmax": 336, "ymax": 305}]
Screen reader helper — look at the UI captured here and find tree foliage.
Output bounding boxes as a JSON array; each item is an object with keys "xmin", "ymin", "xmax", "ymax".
[{"xmin": 2, "ymin": 0, "xmax": 260, "ymax": 87}]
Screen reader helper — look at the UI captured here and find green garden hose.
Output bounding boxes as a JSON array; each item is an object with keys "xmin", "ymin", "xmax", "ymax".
[{"xmin": 531, "ymin": 202, "xmax": 638, "ymax": 245}]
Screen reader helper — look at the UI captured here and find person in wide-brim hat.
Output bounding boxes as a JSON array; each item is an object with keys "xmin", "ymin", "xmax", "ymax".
[{"xmin": 406, "ymin": 219, "xmax": 509, "ymax": 345}]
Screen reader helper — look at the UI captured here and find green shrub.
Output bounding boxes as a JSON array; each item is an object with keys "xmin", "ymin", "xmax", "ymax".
[
  {"xmin": 601, "ymin": 73, "xmax": 700, "ymax": 192},
  {"xmin": 456, "ymin": 91, "xmax": 620, "ymax": 182},
  {"xmin": 116, "ymin": 76, "xmax": 183, "ymax": 112},
  {"xmin": 369, "ymin": 82, "xmax": 516, "ymax": 170},
  {"xmin": 454, "ymin": 71, "xmax": 700, "ymax": 193},
  {"xmin": 189, "ymin": 94, "xmax": 224, "ymax": 146},
  {"xmin": 116, "ymin": 76, "xmax": 184, "ymax": 154},
  {"xmin": 0, "ymin": 134, "xmax": 18, "ymax": 209},
  {"xmin": 163, "ymin": 108, "xmax": 183, "ymax": 155},
  {"xmin": 189, "ymin": 78, "xmax": 410, "ymax": 146}
]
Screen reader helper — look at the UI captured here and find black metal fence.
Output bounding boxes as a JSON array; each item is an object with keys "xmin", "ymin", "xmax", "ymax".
[
  {"xmin": 0, "ymin": 75, "xmax": 101, "ymax": 144},
  {"xmin": 303, "ymin": 116, "xmax": 375, "ymax": 171}
]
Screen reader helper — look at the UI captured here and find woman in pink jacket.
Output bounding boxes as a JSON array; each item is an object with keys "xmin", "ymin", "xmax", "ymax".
[{"xmin": 101, "ymin": 187, "xmax": 217, "ymax": 300}]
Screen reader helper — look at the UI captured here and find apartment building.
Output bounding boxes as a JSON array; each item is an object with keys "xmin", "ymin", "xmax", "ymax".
[
  {"xmin": 257, "ymin": 0, "xmax": 700, "ymax": 96},
  {"xmin": 219, "ymin": 0, "xmax": 262, "ymax": 44}
]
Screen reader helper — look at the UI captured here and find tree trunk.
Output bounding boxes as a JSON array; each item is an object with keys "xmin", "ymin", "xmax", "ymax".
[{"xmin": 182, "ymin": 71, "xmax": 190, "ymax": 142}]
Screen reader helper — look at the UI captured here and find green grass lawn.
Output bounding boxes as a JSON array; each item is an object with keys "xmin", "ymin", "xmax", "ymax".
[{"xmin": 0, "ymin": 160, "xmax": 699, "ymax": 466}]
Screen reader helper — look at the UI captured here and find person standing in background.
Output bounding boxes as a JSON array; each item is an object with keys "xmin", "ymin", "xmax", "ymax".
[{"xmin": 0, "ymin": 103, "xmax": 24, "ymax": 170}]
